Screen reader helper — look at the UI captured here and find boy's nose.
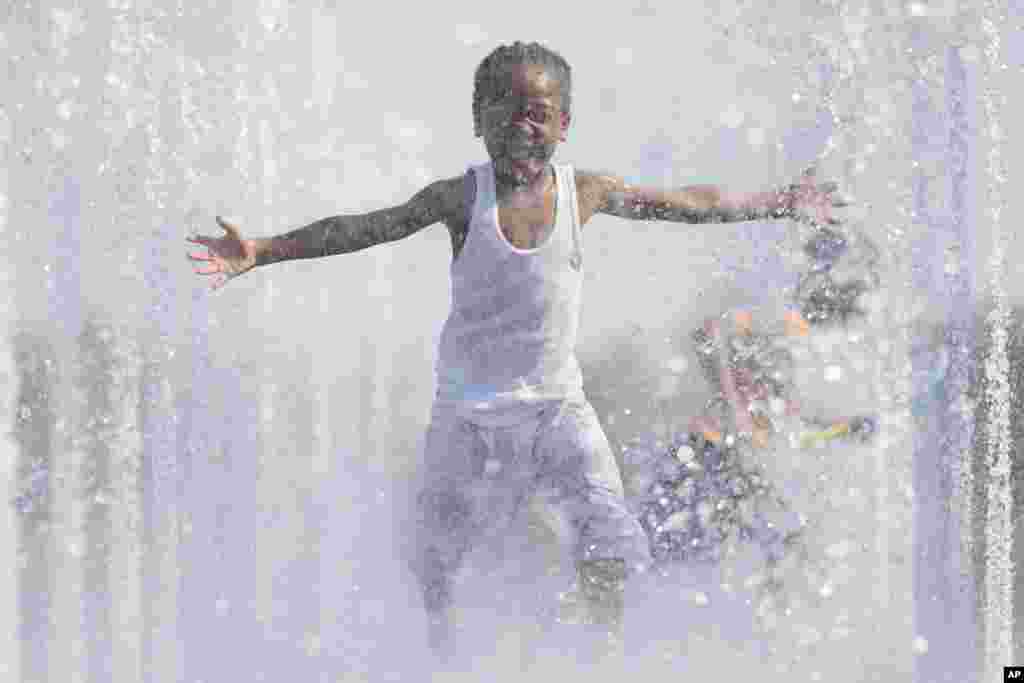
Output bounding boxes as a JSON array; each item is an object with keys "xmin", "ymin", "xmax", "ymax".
[
  {"xmin": 502, "ymin": 111, "xmax": 533, "ymax": 129},
  {"xmin": 501, "ymin": 119, "xmax": 536, "ymax": 141},
  {"xmin": 512, "ymin": 121, "xmax": 535, "ymax": 136},
  {"xmin": 503, "ymin": 105, "xmax": 539, "ymax": 127}
]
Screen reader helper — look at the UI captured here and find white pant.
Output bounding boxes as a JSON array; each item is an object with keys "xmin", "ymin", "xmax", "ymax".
[{"xmin": 412, "ymin": 397, "xmax": 650, "ymax": 611}]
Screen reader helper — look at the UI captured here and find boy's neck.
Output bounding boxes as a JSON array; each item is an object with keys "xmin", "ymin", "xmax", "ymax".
[{"xmin": 493, "ymin": 161, "xmax": 554, "ymax": 202}]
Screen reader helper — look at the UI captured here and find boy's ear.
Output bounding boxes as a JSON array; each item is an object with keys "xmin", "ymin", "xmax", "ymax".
[{"xmin": 559, "ymin": 111, "xmax": 571, "ymax": 141}]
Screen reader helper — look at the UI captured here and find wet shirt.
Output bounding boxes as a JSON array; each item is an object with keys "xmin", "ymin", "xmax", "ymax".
[{"xmin": 434, "ymin": 161, "xmax": 585, "ymax": 414}]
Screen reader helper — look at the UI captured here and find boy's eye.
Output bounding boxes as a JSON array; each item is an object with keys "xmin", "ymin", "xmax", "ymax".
[
  {"xmin": 524, "ymin": 106, "xmax": 550, "ymax": 124},
  {"xmin": 483, "ymin": 96, "xmax": 554, "ymax": 125}
]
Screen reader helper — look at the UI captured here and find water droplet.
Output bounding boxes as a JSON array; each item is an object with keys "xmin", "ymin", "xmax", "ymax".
[
  {"xmin": 665, "ymin": 356, "xmax": 687, "ymax": 374},
  {"xmin": 697, "ymin": 501, "xmax": 713, "ymax": 524},
  {"xmin": 614, "ymin": 47, "xmax": 634, "ymax": 66},
  {"xmin": 960, "ymin": 45, "xmax": 981, "ymax": 63},
  {"xmin": 720, "ymin": 105, "xmax": 745, "ymax": 129},
  {"xmin": 661, "ymin": 510, "xmax": 689, "ymax": 531},
  {"xmin": 825, "ymin": 540, "xmax": 852, "ymax": 559},
  {"xmin": 49, "ymin": 129, "xmax": 69, "ymax": 149}
]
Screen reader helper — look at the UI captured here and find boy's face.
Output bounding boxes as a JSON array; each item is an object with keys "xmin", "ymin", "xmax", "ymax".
[{"xmin": 478, "ymin": 62, "xmax": 569, "ymax": 187}]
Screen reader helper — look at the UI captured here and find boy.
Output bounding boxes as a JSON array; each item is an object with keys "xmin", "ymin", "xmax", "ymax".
[{"xmin": 187, "ymin": 41, "xmax": 847, "ymax": 657}]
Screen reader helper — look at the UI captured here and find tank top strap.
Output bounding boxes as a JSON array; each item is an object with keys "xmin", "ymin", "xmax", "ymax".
[
  {"xmin": 470, "ymin": 161, "xmax": 495, "ymax": 218},
  {"xmin": 554, "ymin": 163, "xmax": 583, "ymax": 270}
]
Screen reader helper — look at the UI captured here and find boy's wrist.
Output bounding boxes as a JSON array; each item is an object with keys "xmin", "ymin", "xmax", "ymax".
[
  {"xmin": 768, "ymin": 186, "xmax": 795, "ymax": 219},
  {"xmin": 252, "ymin": 238, "xmax": 275, "ymax": 267}
]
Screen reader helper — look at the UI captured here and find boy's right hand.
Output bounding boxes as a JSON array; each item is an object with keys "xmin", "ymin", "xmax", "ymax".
[{"xmin": 187, "ymin": 216, "xmax": 257, "ymax": 290}]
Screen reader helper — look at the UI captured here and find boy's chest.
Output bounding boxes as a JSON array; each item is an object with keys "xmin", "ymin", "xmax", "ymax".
[{"xmin": 497, "ymin": 196, "xmax": 556, "ymax": 250}]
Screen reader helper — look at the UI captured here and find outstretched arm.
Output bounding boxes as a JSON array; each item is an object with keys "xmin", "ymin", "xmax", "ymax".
[
  {"xmin": 188, "ymin": 177, "xmax": 459, "ymax": 289},
  {"xmin": 577, "ymin": 168, "xmax": 847, "ymax": 226},
  {"xmin": 251, "ymin": 179, "xmax": 455, "ymax": 265}
]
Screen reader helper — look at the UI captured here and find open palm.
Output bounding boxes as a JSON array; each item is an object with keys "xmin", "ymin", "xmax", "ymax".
[
  {"xmin": 186, "ymin": 216, "xmax": 256, "ymax": 290},
  {"xmin": 787, "ymin": 167, "xmax": 849, "ymax": 228}
]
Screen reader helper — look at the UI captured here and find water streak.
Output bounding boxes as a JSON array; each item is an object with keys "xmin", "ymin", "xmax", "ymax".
[
  {"xmin": 944, "ymin": 41, "xmax": 980, "ymax": 677},
  {"xmin": 0, "ymin": 74, "xmax": 18, "ymax": 683},
  {"xmin": 979, "ymin": 0, "xmax": 1016, "ymax": 676}
]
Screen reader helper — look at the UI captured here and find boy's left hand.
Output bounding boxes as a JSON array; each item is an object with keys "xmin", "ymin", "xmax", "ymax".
[{"xmin": 784, "ymin": 167, "xmax": 850, "ymax": 227}]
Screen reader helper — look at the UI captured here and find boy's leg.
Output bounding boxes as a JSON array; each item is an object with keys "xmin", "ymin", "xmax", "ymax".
[
  {"xmin": 577, "ymin": 557, "xmax": 628, "ymax": 632},
  {"xmin": 534, "ymin": 400, "xmax": 651, "ymax": 637},
  {"xmin": 412, "ymin": 403, "xmax": 485, "ymax": 659}
]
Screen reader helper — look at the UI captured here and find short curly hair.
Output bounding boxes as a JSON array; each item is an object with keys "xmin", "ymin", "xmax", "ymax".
[{"xmin": 473, "ymin": 41, "xmax": 572, "ymax": 136}]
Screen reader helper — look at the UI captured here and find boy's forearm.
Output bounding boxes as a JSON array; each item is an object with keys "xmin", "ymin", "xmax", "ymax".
[
  {"xmin": 252, "ymin": 215, "xmax": 380, "ymax": 267},
  {"xmin": 681, "ymin": 185, "xmax": 792, "ymax": 223}
]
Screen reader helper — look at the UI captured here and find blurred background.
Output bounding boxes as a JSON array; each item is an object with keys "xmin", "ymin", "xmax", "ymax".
[{"xmin": 1, "ymin": 0, "xmax": 1022, "ymax": 681}]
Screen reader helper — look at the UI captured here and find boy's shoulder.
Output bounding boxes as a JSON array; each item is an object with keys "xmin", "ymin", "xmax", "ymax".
[
  {"xmin": 425, "ymin": 171, "xmax": 475, "ymax": 224},
  {"xmin": 572, "ymin": 167, "xmax": 624, "ymax": 223},
  {"xmin": 572, "ymin": 167, "xmax": 621, "ymax": 185}
]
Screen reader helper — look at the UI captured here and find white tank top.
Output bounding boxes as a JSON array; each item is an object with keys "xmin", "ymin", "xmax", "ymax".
[{"xmin": 434, "ymin": 161, "xmax": 585, "ymax": 414}]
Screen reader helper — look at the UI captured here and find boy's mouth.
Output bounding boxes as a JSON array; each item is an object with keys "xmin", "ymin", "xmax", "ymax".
[
  {"xmin": 507, "ymin": 149, "xmax": 537, "ymax": 162},
  {"xmin": 490, "ymin": 138, "xmax": 552, "ymax": 183},
  {"xmin": 503, "ymin": 142, "xmax": 545, "ymax": 160}
]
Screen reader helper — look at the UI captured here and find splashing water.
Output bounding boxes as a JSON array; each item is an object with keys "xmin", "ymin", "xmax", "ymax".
[{"xmin": 1, "ymin": 3, "xmax": 1019, "ymax": 682}]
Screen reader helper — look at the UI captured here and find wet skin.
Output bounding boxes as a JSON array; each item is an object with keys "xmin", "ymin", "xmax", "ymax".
[
  {"xmin": 476, "ymin": 63, "xmax": 569, "ymax": 250},
  {"xmin": 187, "ymin": 63, "xmax": 849, "ymax": 287}
]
